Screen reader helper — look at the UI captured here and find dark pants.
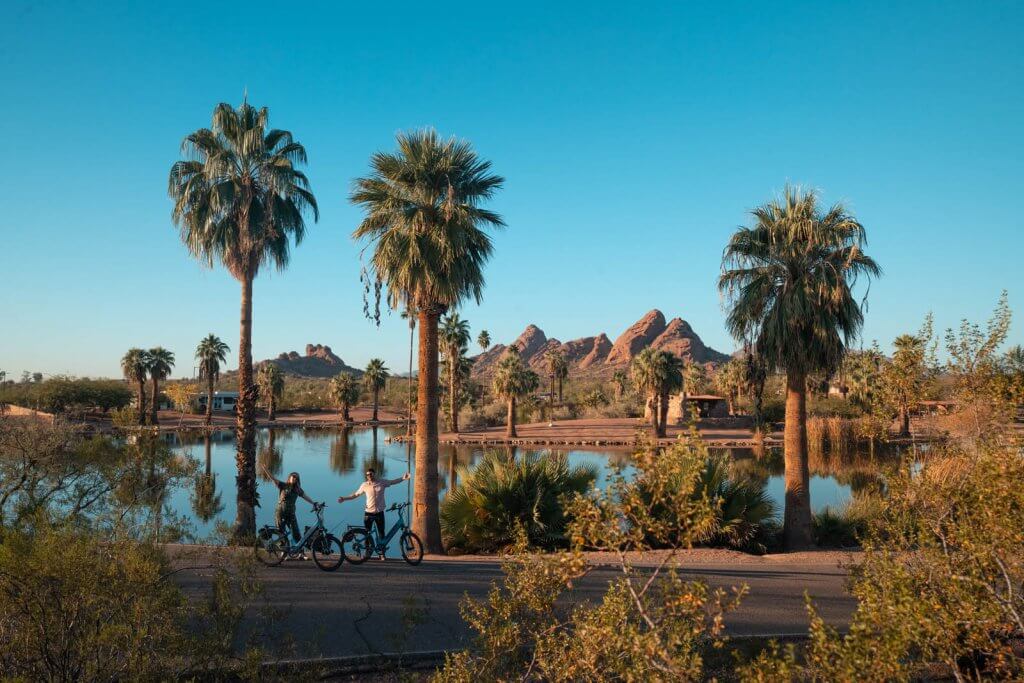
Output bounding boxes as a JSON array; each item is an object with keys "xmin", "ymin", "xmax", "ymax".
[
  {"xmin": 364, "ymin": 511, "xmax": 385, "ymax": 539},
  {"xmin": 276, "ymin": 509, "xmax": 300, "ymax": 543}
]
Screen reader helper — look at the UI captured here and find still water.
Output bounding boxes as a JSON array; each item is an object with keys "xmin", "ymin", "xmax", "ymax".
[{"xmin": 168, "ymin": 427, "xmax": 886, "ymax": 541}]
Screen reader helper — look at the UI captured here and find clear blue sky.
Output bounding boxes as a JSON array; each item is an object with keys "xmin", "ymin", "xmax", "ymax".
[{"xmin": 1, "ymin": 1, "xmax": 1021, "ymax": 379}]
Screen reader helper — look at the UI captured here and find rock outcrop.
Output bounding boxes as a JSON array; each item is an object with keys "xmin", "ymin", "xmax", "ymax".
[
  {"xmin": 265, "ymin": 344, "xmax": 361, "ymax": 378},
  {"xmin": 470, "ymin": 310, "xmax": 730, "ymax": 379}
]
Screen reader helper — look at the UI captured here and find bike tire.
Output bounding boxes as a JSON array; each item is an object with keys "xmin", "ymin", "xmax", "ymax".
[
  {"xmin": 341, "ymin": 528, "xmax": 372, "ymax": 564},
  {"xmin": 312, "ymin": 533, "xmax": 344, "ymax": 572},
  {"xmin": 254, "ymin": 528, "xmax": 288, "ymax": 566},
  {"xmin": 400, "ymin": 531, "xmax": 424, "ymax": 565}
]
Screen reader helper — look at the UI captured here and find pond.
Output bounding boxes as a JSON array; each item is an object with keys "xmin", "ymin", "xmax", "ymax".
[{"xmin": 167, "ymin": 427, "xmax": 902, "ymax": 543}]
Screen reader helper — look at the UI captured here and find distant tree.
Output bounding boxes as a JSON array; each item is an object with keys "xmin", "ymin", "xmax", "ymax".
[
  {"xmin": 351, "ymin": 129, "xmax": 504, "ymax": 554},
  {"xmin": 146, "ymin": 348, "xmax": 175, "ymax": 426},
  {"xmin": 20, "ymin": 372, "xmax": 31, "ymax": 384},
  {"xmin": 170, "ymin": 100, "xmax": 318, "ymax": 540},
  {"xmin": 631, "ymin": 348, "xmax": 684, "ymax": 437},
  {"xmin": 164, "ymin": 382, "xmax": 197, "ymax": 426},
  {"xmin": 719, "ymin": 186, "xmax": 880, "ymax": 549},
  {"xmin": 477, "ymin": 330, "xmax": 491, "ymax": 351},
  {"xmin": 682, "ymin": 361, "xmax": 709, "ymax": 420},
  {"xmin": 545, "ymin": 349, "xmax": 564, "ymax": 407},
  {"xmin": 744, "ymin": 351, "xmax": 768, "ymax": 430},
  {"xmin": 713, "ymin": 359, "xmax": 747, "ymax": 415},
  {"xmin": 580, "ymin": 388, "xmax": 610, "ymax": 410},
  {"xmin": 878, "ymin": 318, "xmax": 935, "ymax": 437},
  {"xmin": 363, "ymin": 358, "xmax": 389, "ymax": 422},
  {"xmin": 492, "ymin": 347, "xmax": 540, "ymax": 439},
  {"xmin": 440, "ymin": 313, "xmax": 471, "ymax": 432},
  {"xmin": 121, "ymin": 349, "xmax": 149, "ymax": 426},
  {"xmin": 1004, "ymin": 344, "xmax": 1024, "ymax": 405},
  {"xmin": 256, "ymin": 363, "xmax": 284, "ymax": 421},
  {"xmin": 611, "ymin": 369, "xmax": 630, "ymax": 400},
  {"xmin": 31, "ymin": 373, "xmax": 43, "ymax": 384},
  {"xmin": 195, "ymin": 334, "xmax": 230, "ymax": 426},
  {"xmin": 330, "ymin": 373, "xmax": 360, "ymax": 423}
]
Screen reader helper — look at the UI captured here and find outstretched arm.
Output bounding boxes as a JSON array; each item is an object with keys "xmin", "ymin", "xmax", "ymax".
[
  {"xmin": 383, "ymin": 472, "xmax": 412, "ymax": 487},
  {"xmin": 337, "ymin": 485, "xmax": 365, "ymax": 503},
  {"xmin": 259, "ymin": 462, "xmax": 280, "ymax": 486}
]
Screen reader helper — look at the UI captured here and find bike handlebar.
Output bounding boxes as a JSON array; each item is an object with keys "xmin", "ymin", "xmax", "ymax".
[{"xmin": 387, "ymin": 502, "xmax": 410, "ymax": 511}]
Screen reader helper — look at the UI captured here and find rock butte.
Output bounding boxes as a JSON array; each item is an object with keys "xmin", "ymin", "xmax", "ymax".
[{"xmin": 471, "ymin": 309, "xmax": 731, "ymax": 379}]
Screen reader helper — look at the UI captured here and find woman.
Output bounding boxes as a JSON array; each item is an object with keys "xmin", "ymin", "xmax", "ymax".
[{"xmin": 260, "ymin": 463, "xmax": 317, "ymax": 559}]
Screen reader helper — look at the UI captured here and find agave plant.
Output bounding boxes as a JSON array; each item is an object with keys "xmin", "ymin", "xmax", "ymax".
[{"xmin": 440, "ymin": 451, "xmax": 597, "ymax": 552}]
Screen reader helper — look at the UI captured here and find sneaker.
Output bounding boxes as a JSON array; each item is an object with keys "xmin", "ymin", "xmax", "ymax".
[{"xmin": 378, "ymin": 554, "xmax": 386, "ymax": 561}]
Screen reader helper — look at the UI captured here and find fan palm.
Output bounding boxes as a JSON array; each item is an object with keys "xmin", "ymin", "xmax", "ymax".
[
  {"xmin": 350, "ymin": 129, "xmax": 504, "ymax": 553},
  {"xmin": 631, "ymin": 348, "xmax": 683, "ymax": 437},
  {"xmin": 363, "ymin": 358, "xmax": 389, "ymax": 422},
  {"xmin": 545, "ymin": 350, "xmax": 563, "ymax": 407},
  {"xmin": 256, "ymin": 362, "xmax": 284, "ymax": 421},
  {"xmin": 195, "ymin": 334, "xmax": 230, "ymax": 426},
  {"xmin": 492, "ymin": 347, "xmax": 540, "ymax": 439},
  {"xmin": 440, "ymin": 313, "xmax": 471, "ymax": 432},
  {"xmin": 169, "ymin": 101, "xmax": 318, "ymax": 539},
  {"xmin": 477, "ymin": 330, "xmax": 491, "ymax": 351},
  {"xmin": 719, "ymin": 186, "xmax": 880, "ymax": 549},
  {"xmin": 121, "ymin": 348, "xmax": 149, "ymax": 426},
  {"xmin": 146, "ymin": 348, "xmax": 174, "ymax": 426},
  {"xmin": 330, "ymin": 373, "xmax": 360, "ymax": 423}
]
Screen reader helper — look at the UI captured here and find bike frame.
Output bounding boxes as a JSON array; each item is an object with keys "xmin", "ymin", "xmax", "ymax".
[
  {"xmin": 354, "ymin": 504, "xmax": 409, "ymax": 554},
  {"xmin": 276, "ymin": 506, "xmax": 327, "ymax": 554}
]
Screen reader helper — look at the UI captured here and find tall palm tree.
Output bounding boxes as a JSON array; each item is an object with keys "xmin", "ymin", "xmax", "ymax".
[
  {"xmin": 401, "ymin": 307, "xmax": 417, "ymax": 436},
  {"xmin": 169, "ymin": 101, "xmax": 318, "ymax": 540},
  {"xmin": 440, "ymin": 313, "xmax": 471, "ymax": 432},
  {"xmin": 350, "ymin": 129, "xmax": 504, "ymax": 553},
  {"xmin": 256, "ymin": 362, "xmax": 284, "ymax": 420},
  {"xmin": 330, "ymin": 372, "xmax": 360, "ymax": 423},
  {"xmin": 146, "ymin": 348, "xmax": 175, "ymax": 426},
  {"xmin": 554, "ymin": 353, "xmax": 569, "ymax": 403},
  {"xmin": 363, "ymin": 358, "xmax": 389, "ymax": 422},
  {"xmin": 196, "ymin": 334, "xmax": 230, "ymax": 426},
  {"xmin": 719, "ymin": 186, "xmax": 880, "ymax": 549},
  {"xmin": 656, "ymin": 352, "xmax": 685, "ymax": 436},
  {"xmin": 493, "ymin": 347, "xmax": 540, "ymax": 439},
  {"xmin": 630, "ymin": 348, "xmax": 683, "ymax": 437},
  {"xmin": 545, "ymin": 349, "xmax": 563, "ymax": 408},
  {"xmin": 611, "ymin": 369, "xmax": 630, "ymax": 400},
  {"xmin": 477, "ymin": 330, "xmax": 491, "ymax": 351},
  {"xmin": 121, "ymin": 348, "xmax": 149, "ymax": 426}
]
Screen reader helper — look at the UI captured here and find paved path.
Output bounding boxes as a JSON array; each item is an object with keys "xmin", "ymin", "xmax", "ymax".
[{"xmin": 170, "ymin": 550, "xmax": 857, "ymax": 659}]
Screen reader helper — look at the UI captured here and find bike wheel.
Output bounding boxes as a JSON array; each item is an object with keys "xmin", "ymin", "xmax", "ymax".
[
  {"xmin": 312, "ymin": 533, "xmax": 344, "ymax": 572},
  {"xmin": 254, "ymin": 528, "xmax": 288, "ymax": 566},
  {"xmin": 341, "ymin": 528, "xmax": 372, "ymax": 564},
  {"xmin": 400, "ymin": 531, "xmax": 424, "ymax": 565}
]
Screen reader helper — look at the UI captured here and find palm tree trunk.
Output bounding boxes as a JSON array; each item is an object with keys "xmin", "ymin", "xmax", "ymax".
[
  {"xmin": 507, "ymin": 396, "xmax": 517, "ymax": 439},
  {"xmin": 343, "ymin": 403, "xmax": 351, "ymax": 423},
  {"xmin": 205, "ymin": 376, "xmax": 214, "ymax": 426},
  {"xmin": 150, "ymin": 378, "xmax": 160, "ymax": 426},
  {"xmin": 407, "ymin": 320, "xmax": 414, "ymax": 437},
  {"xmin": 449, "ymin": 355, "xmax": 458, "ymax": 433},
  {"xmin": 898, "ymin": 404, "xmax": 910, "ymax": 437},
  {"xmin": 204, "ymin": 435, "xmax": 212, "ymax": 476},
  {"xmin": 137, "ymin": 380, "xmax": 146, "ymax": 426},
  {"xmin": 372, "ymin": 387, "xmax": 380, "ymax": 422},
  {"xmin": 232, "ymin": 274, "xmax": 257, "ymax": 542},
  {"xmin": 550, "ymin": 372, "xmax": 556, "ymax": 407},
  {"xmin": 649, "ymin": 393, "xmax": 659, "ymax": 436},
  {"xmin": 413, "ymin": 304, "xmax": 444, "ymax": 554},
  {"xmin": 268, "ymin": 395, "xmax": 276, "ymax": 421},
  {"xmin": 783, "ymin": 369, "xmax": 813, "ymax": 550},
  {"xmin": 657, "ymin": 388, "xmax": 669, "ymax": 438},
  {"xmin": 558, "ymin": 377, "xmax": 564, "ymax": 403}
]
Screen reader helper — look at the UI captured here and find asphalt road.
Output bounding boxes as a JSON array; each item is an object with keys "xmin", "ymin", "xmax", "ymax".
[{"xmin": 171, "ymin": 551, "xmax": 856, "ymax": 659}]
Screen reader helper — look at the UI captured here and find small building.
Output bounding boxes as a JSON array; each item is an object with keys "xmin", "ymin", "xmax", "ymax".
[
  {"xmin": 195, "ymin": 391, "xmax": 240, "ymax": 412},
  {"xmin": 644, "ymin": 393, "xmax": 729, "ymax": 424}
]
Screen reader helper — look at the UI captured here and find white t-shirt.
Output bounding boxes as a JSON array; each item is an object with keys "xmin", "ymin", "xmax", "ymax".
[{"xmin": 352, "ymin": 477, "xmax": 403, "ymax": 513}]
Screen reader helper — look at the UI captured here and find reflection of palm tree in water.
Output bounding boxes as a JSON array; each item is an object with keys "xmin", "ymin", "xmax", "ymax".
[
  {"xmin": 257, "ymin": 430, "xmax": 283, "ymax": 482},
  {"xmin": 361, "ymin": 427, "xmax": 386, "ymax": 477},
  {"xmin": 330, "ymin": 427, "xmax": 357, "ymax": 474},
  {"xmin": 192, "ymin": 436, "xmax": 224, "ymax": 523}
]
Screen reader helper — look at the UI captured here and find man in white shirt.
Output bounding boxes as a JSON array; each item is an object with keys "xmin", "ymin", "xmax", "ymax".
[{"xmin": 338, "ymin": 468, "xmax": 410, "ymax": 560}]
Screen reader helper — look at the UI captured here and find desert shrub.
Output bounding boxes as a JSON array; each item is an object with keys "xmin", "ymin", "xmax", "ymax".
[
  {"xmin": 461, "ymin": 399, "xmax": 508, "ymax": 429},
  {"xmin": 0, "ymin": 377, "xmax": 131, "ymax": 414},
  {"xmin": 760, "ymin": 397, "xmax": 785, "ymax": 424},
  {"xmin": 812, "ymin": 495, "xmax": 884, "ymax": 548},
  {"xmin": 441, "ymin": 451, "xmax": 597, "ymax": 552},
  {"xmin": 436, "ymin": 436, "xmax": 745, "ymax": 681},
  {"xmin": 809, "ymin": 395, "xmax": 865, "ymax": 419},
  {"xmin": 641, "ymin": 450, "xmax": 777, "ymax": 552},
  {"xmin": 744, "ymin": 440, "xmax": 1024, "ymax": 679},
  {"xmin": 0, "ymin": 525, "xmax": 252, "ymax": 681}
]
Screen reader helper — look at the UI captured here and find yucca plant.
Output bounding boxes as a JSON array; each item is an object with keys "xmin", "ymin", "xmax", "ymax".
[{"xmin": 441, "ymin": 451, "xmax": 597, "ymax": 552}]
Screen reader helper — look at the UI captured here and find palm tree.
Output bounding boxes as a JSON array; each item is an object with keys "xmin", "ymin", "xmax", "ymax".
[
  {"xmin": 169, "ymin": 101, "xmax": 318, "ymax": 540},
  {"xmin": 713, "ymin": 358, "xmax": 747, "ymax": 415},
  {"xmin": 401, "ymin": 307, "xmax": 417, "ymax": 436},
  {"xmin": 545, "ymin": 349, "xmax": 563, "ymax": 407},
  {"xmin": 121, "ymin": 348, "xmax": 149, "ymax": 426},
  {"xmin": 656, "ymin": 352, "xmax": 685, "ymax": 436},
  {"xmin": 330, "ymin": 372, "xmax": 360, "ymax": 423},
  {"xmin": 477, "ymin": 330, "xmax": 491, "ymax": 351},
  {"xmin": 440, "ymin": 313, "xmax": 471, "ymax": 432},
  {"xmin": 631, "ymin": 348, "xmax": 683, "ymax": 437},
  {"xmin": 350, "ymin": 129, "xmax": 504, "ymax": 553},
  {"xmin": 146, "ymin": 347, "xmax": 174, "ymax": 426},
  {"xmin": 256, "ymin": 362, "xmax": 284, "ymax": 421},
  {"xmin": 554, "ymin": 354, "xmax": 569, "ymax": 403},
  {"xmin": 719, "ymin": 186, "xmax": 880, "ymax": 549},
  {"xmin": 611, "ymin": 369, "xmax": 630, "ymax": 400},
  {"xmin": 492, "ymin": 347, "xmax": 540, "ymax": 439},
  {"xmin": 195, "ymin": 334, "xmax": 230, "ymax": 426},
  {"xmin": 363, "ymin": 358, "xmax": 389, "ymax": 422}
]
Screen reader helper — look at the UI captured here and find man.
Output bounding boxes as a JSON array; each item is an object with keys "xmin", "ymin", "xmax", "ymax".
[{"xmin": 338, "ymin": 468, "xmax": 411, "ymax": 560}]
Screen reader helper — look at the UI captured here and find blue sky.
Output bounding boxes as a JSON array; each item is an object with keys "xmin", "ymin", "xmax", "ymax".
[{"xmin": 1, "ymin": 1, "xmax": 1021, "ymax": 379}]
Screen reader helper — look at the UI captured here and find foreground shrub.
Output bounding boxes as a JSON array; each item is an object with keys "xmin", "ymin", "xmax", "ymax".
[
  {"xmin": 812, "ymin": 494, "xmax": 884, "ymax": 548},
  {"xmin": 743, "ymin": 440, "xmax": 1024, "ymax": 680},
  {"xmin": 0, "ymin": 525, "xmax": 248, "ymax": 680},
  {"xmin": 441, "ymin": 451, "xmax": 597, "ymax": 552},
  {"xmin": 436, "ymin": 437, "xmax": 744, "ymax": 681}
]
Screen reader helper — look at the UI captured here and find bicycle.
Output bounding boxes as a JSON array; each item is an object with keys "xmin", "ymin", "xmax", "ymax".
[
  {"xmin": 341, "ymin": 502, "xmax": 424, "ymax": 565},
  {"xmin": 254, "ymin": 502, "xmax": 344, "ymax": 571}
]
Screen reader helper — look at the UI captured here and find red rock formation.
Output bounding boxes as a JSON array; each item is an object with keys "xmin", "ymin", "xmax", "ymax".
[{"xmin": 605, "ymin": 310, "xmax": 668, "ymax": 365}]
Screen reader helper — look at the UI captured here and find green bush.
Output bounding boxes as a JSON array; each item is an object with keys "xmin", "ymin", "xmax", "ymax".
[
  {"xmin": 0, "ymin": 377, "xmax": 131, "ymax": 414},
  {"xmin": 812, "ymin": 494, "xmax": 885, "ymax": 547},
  {"xmin": 809, "ymin": 395, "xmax": 866, "ymax": 419},
  {"xmin": 441, "ymin": 451, "xmax": 597, "ymax": 552},
  {"xmin": 760, "ymin": 397, "xmax": 785, "ymax": 424}
]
